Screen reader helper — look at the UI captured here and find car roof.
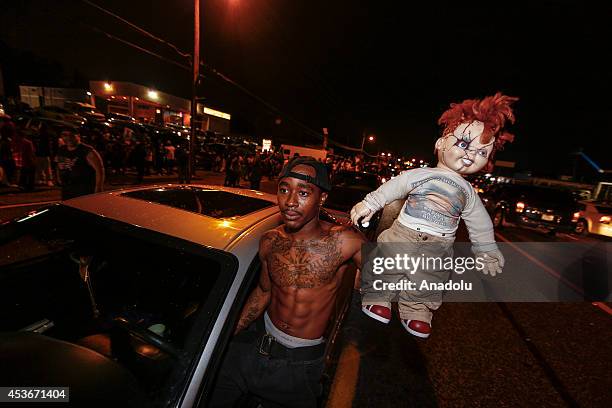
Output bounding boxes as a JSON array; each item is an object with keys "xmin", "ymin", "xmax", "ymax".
[
  {"xmin": 25, "ymin": 116, "xmax": 78, "ymax": 129},
  {"xmin": 62, "ymin": 185, "xmax": 280, "ymax": 251}
]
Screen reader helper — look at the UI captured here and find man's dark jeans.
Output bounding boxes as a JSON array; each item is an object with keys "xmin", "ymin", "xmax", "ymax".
[{"xmin": 209, "ymin": 318, "xmax": 325, "ymax": 408}]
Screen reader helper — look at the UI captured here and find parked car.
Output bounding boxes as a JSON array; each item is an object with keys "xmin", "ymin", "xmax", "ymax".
[
  {"xmin": 0, "ymin": 185, "xmax": 356, "ymax": 407},
  {"xmin": 107, "ymin": 112, "xmax": 137, "ymax": 122},
  {"xmin": 325, "ymin": 170, "xmax": 382, "ymax": 238},
  {"xmin": 66, "ymin": 101, "xmax": 106, "ymax": 122},
  {"xmin": 573, "ymin": 182, "xmax": 612, "ymax": 237},
  {"xmin": 481, "ymin": 183, "xmax": 578, "ymax": 234},
  {"xmin": 326, "ymin": 170, "xmax": 382, "ymax": 213},
  {"xmin": 36, "ymin": 105, "xmax": 86, "ymax": 125},
  {"xmin": 12, "ymin": 114, "xmax": 78, "ymax": 138}
]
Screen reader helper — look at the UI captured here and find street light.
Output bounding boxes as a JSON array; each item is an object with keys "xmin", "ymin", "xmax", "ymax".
[{"xmin": 360, "ymin": 131, "xmax": 375, "ymax": 152}]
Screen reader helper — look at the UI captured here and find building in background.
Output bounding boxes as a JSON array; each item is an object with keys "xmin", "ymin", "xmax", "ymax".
[
  {"xmin": 19, "ymin": 85, "xmax": 90, "ymax": 108},
  {"xmin": 89, "ymin": 81, "xmax": 230, "ymax": 132},
  {"xmin": 89, "ymin": 81, "xmax": 190, "ymax": 125},
  {"xmin": 196, "ymin": 104, "xmax": 231, "ymax": 135}
]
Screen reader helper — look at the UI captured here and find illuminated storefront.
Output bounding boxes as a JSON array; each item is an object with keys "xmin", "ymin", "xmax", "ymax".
[
  {"xmin": 89, "ymin": 81, "xmax": 231, "ymax": 132},
  {"xmin": 89, "ymin": 81, "xmax": 191, "ymax": 125}
]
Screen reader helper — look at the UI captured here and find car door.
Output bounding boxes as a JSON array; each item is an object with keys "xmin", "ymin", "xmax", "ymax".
[{"xmin": 0, "ymin": 205, "xmax": 241, "ymax": 408}]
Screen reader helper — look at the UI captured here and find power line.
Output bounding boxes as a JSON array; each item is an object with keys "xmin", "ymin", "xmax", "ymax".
[
  {"xmin": 72, "ymin": 2, "xmax": 358, "ymax": 147},
  {"xmin": 79, "ymin": 17, "xmax": 330, "ymax": 144},
  {"xmin": 82, "ymin": 22, "xmax": 192, "ymax": 72},
  {"xmin": 81, "ymin": 0, "xmax": 192, "ymax": 59}
]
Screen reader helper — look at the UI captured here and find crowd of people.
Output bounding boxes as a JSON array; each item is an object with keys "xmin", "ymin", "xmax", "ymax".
[
  {"xmin": 219, "ymin": 152, "xmax": 398, "ymax": 190},
  {"xmin": 0, "ymin": 114, "xmax": 400, "ymax": 196}
]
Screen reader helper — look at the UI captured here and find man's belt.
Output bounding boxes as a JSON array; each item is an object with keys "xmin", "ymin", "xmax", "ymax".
[{"xmin": 257, "ymin": 333, "xmax": 326, "ymax": 361}]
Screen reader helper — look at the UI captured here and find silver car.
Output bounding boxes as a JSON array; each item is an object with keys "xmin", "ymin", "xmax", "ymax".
[{"xmin": 0, "ymin": 185, "xmax": 356, "ymax": 407}]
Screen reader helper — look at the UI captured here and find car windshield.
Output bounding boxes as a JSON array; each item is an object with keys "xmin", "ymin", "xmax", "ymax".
[
  {"xmin": 77, "ymin": 106, "xmax": 98, "ymax": 113},
  {"xmin": 325, "ymin": 172, "xmax": 380, "ymax": 212},
  {"xmin": 121, "ymin": 186, "xmax": 275, "ymax": 218},
  {"xmin": 594, "ymin": 183, "xmax": 612, "ymax": 204},
  {"xmin": 0, "ymin": 204, "xmax": 238, "ymax": 407}
]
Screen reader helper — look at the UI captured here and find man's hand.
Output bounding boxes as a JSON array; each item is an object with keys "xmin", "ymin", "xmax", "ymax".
[
  {"xmin": 350, "ymin": 201, "xmax": 374, "ymax": 226},
  {"xmin": 476, "ymin": 249, "xmax": 504, "ymax": 277}
]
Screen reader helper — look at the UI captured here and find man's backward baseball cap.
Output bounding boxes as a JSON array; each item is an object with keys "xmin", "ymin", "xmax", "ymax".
[{"xmin": 278, "ymin": 156, "xmax": 331, "ymax": 192}]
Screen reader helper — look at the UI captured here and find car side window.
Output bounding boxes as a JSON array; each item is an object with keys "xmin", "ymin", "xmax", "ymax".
[{"xmin": 0, "ymin": 206, "xmax": 238, "ymax": 406}]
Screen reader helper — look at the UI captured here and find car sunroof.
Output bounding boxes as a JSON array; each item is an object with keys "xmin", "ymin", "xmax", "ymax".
[{"xmin": 121, "ymin": 186, "xmax": 274, "ymax": 218}]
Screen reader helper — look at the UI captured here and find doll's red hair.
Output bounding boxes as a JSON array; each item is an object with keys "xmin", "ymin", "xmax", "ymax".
[{"xmin": 438, "ymin": 92, "xmax": 518, "ymax": 152}]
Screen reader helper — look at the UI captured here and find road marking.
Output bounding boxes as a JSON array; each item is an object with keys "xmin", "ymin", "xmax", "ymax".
[
  {"xmin": 326, "ymin": 342, "xmax": 360, "ymax": 408},
  {"xmin": 557, "ymin": 232, "xmax": 579, "ymax": 241},
  {"xmin": 592, "ymin": 302, "xmax": 612, "ymax": 316},
  {"xmin": 0, "ymin": 200, "xmax": 58, "ymax": 210},
  {"xmin": 496, "ymin": 232, "xmax": 612, "ymax": 318},
  {"xmin": 496, "ymin": 232, "xmax": 585, "ymax": 295}
]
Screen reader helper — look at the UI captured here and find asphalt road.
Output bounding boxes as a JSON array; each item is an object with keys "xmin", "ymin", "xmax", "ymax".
[
  {"xmin": 325, "ymin": 226, "xmax": 612, "ymax": 408},
  {"xmin": 1, "ymin": 173, "xmax": 611, "ymax": 408}
]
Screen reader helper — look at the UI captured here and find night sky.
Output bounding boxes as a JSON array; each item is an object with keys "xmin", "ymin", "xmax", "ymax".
[{"xmin": 0, "ymin": 0, "xmax": 610, "ymax": 178}]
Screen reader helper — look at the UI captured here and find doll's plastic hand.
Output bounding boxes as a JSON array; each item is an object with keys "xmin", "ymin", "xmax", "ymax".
[
  {"xmin": 475, "ymin": 249, "xmax": 505, "ymax": 277},
  {"xmin": 350, "ymin": 202, "xmax": 374, "ymax": 226}
]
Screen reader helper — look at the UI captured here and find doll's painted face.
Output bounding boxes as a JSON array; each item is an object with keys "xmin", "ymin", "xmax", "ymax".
[{"xmin": 436, "ymin": 121, "xmax": 494, "ymax": 175}]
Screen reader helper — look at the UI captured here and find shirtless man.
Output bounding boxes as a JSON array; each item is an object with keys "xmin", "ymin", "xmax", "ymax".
[{"xmin": 210, "ymin": 156, "xmax": 365, "ymax": 408}]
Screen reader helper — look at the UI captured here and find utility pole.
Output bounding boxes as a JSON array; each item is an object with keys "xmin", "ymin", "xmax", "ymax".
[
  {"xmin": 189, "ymin": 0, "xmax": 200, "ymax": 182},
  {"xmin": 361, "ymin": 130, "xmax": 375, "ymax": 152}
]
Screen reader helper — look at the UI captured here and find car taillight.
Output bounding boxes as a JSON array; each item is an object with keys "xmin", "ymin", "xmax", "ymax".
[
  {"xmin": 572, "ymin": 212, "xmax": 580, "ymax": 222},
  {"xmin": 600, "ymin": 215, "xmax": 611, "ymax": 224},
  {"xmin": 515, "ymin": 202, "xmax": 525, "ymax": 213}
]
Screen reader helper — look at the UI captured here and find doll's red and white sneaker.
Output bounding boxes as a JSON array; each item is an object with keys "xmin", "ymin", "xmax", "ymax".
[
  {"xmin": 362, "ymin": 304, "xmax": 391, "ymax": 324},
  {"xmin": 401, "ymin": 319, "xmax": 431, "ymax": 338}
]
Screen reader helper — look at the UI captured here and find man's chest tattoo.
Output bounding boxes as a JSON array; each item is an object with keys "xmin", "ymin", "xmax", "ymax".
[{"xmin": 267, "ymin": 231, "xmax": 344, "ymax": 289}]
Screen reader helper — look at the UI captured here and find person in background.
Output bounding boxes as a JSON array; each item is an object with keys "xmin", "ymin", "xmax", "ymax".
[
  {"xmin": 249, "ymin": 156, "xmax": 263, "ymax": 190},
  {"xmin": 33, "ymin": 123, "xmax": 54, "ymax": 186},
  {"xmin": 224, "ymin": 153, "xmax": 240, "ymax": 187},
  {"xmin": 144, "ymin": 141, "xmax": 154, "ymax": 176},
  {"xmin": 0, "ymin": 121, "xmax": 16, "ymax": 187},
  {"xmin": 164, "ymin": 140, "xmax": 176, "ymax": 175},
  {"xmin": 11, "ymin": 129, "xmax": 36, "ymax": 191},
  {"xmin": 132, "ymin": 139, "xmax": 146, "ymax": 184},
  {"xmin": 55, "ymin": 130, "xmax": 105, "ymax": 200},
  {"xmin": 175, "ymin": 141, "xmax": 190, "ymax": 184}
]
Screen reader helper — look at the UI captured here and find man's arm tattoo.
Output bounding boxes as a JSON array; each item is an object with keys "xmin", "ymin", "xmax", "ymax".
[
  {"xmin": 235, "ymin": 234, "xmax": 273, "ymax": 334},
  {"xmin": 234, "ymin": 283, "xmax": 270, "ymax": 334}
]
